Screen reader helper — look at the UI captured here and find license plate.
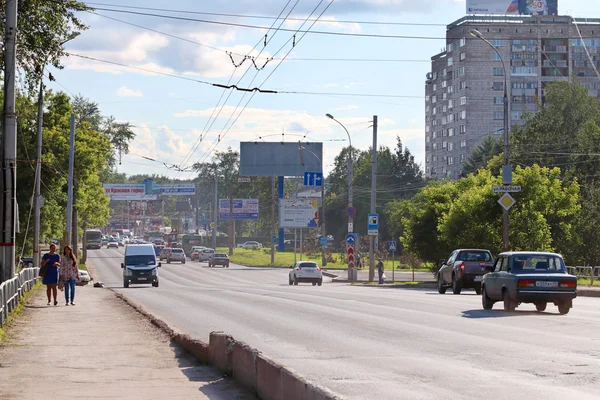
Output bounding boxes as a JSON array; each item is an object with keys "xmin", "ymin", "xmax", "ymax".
[
  {"xmin": 474, "ymin": 276, "xmax": 483, "ymax": 282},
  {"xmin": 535, "ymin": 281, "xmax": 558, "ymax": 288},
  {"xmin": 137, "ymin": 277, "xmax": 147, "ymax": 281}
]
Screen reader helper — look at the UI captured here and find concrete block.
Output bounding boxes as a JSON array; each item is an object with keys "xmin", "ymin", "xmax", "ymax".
[
  {"xmin": 256, "ymin": 354, "xmax": 283, "ymax": 400},
  {"xmin": 230, "ymin": 341, "xmax": 258, "ymax": 392},
  {"xmin": 174, "ymin": 333, "xmax": 210, "ymax": 364},
  {"xmin": 209, "ymin": 331, "xmax": 233, "ymax": 375}
]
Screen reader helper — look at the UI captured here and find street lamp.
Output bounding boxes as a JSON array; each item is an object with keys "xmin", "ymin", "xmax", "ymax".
[
  {"xmin": 469, "ymin": 29, "xmax": 510, "ymax": 251},
  {"xmin": 66, "ymin": 106, "xmax": 98, "ymax": 247},
  {"xmin": 34, "ymin": 32, "xmax": 81, "ymax": 268},
  {"xmin": 299, "ymin": 145, "xmax": 327, "ymax": 266},
  {"xmin": 326, "ymin": 113, "xmax": 355, "ymax": 279}
]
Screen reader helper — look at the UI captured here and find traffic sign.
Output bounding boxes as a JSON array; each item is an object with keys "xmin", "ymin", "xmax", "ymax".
[
  {"xmin": 210, "ymin": 222, "xmax": 215, "ymax": 228},
  {"xmin": 347, "ymin": 244, "xmax": 355, "ymax": 269},
  {"xmin": 368, "ymin": 213, "xmax": 379, "ymax": 236},
  {"xmin": 493, "ymin": 185, "xmax": 521, "ymax": 193},
  {"xmin": 389, "ymin": 241, "xmax": 397, "ymax": 251},
  {"xmin": 272, "ymin": 236, "xmax": 278, "ymax": 243},
  {"xmin": 199, "ymin": 215, "xmax": 206, "ymax": 221},
  {"xmin": 353, "ymin": 233, "xmax": 360, "ymax": 237},
  {"xmin": 346, "ymin": 206, "xmax": 356, "ymax": 217},
  {"xmin": 498, "ymin": 193, "xmax": 516, "ymax": 211},
  {"xmin": 346, "ymin": 234, "xmax": 356, "ymax": 244},
  {"xmin": 348, "ymin": 222, "xmax": 354, "ymax": 233},
  {"xmin": 303, "ymin": 172, "xmax": 323, "ymax": 187},
  {"xmin": 238, "ymin": 177, "xmax": 251, "ymax": 183},
  {"xmin": 320, "ymin": 237, "xmax": 328, "ymax": 246}
]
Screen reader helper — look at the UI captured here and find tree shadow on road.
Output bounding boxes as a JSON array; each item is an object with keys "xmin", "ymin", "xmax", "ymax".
[{"xmin": 462, "ymin": 309, "xmax": 550, "ymax": 318}]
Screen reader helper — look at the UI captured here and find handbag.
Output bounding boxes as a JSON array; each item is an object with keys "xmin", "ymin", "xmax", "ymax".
[{"xmin": 39, "ymin": 264, "xmax": 48, "ymax": 277}]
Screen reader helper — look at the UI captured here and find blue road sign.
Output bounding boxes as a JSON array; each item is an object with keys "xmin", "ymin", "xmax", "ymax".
[
  {"xmin": 272, "ymin": 236, "xmax": 278, "ymax": 244},
  {"xmin": 304, "ymin": 172, "xmax": 323, "ymax": 187},
  {"xmin": 368, "ymin": 213, "xmax": 379, "ymax": 235},
  {"xmin": 346, "ymin": 234, "xmax": 355, "ymax": 244},
  {"xmin": 142, "ymin": 178, "xmax": 156, "ymax": 195},
  {"xmin": 199, "ymin": 215, "xmax": 206, "ymax": 221},
  {"xmin": 354, "ymin": 233, "xmax": 360, "ymax": 238},
  {"xmin": 320, "ymin": 237, "xmax": 328, "ymax": 246},
  {"xmin": 389, "ymin": 241, "xmax": 397, "ymax": 251},
  {"xmin": 346, "ymin": 206, "xmax": 356, "ymax": 217}
]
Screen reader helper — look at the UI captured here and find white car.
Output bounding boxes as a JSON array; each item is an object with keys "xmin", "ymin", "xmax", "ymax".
[
  {"xmin": 77, "ymin": 269, "xmax": 91, "ymax": 286},
  {"xmin": 289, "ymin": 261, "xmax": 323, "ymax": 286},
  {"xmin": 238, "ymin": 241, "xmax": 262, "ymax": 249},
  {"xmin": 199, "ymin": 248, "xmax": 215, "ymax": 262},
  {"xmin": 107, "ymin": 240, "xmax": 119, "ymax": 249},
  {"xmin": 167, "ymin": 248, "xmax": 186, "ymax": 264}
]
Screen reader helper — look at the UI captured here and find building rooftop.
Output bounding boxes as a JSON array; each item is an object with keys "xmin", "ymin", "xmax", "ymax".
[{"xmin": 448, "ymin": 15, "xmax": 600, "ymax": 30}]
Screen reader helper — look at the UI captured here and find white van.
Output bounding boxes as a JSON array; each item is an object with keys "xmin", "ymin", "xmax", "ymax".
[{"xmin": 121, "ymin": 244, "xmax": 161, "ymax": 288}]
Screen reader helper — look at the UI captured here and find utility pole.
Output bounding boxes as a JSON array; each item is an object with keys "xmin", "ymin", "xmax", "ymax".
[
  {"xmin": 66, "ymin": 114, "xmax": 76, "ymax": 246},
  {"xmin": 321, "ymin": 176, "xmax": 326, "ymax": 266},
  {"xmin": 228, "ymin": 194, "xmax": 233, "ymax": 255},
  {"xmin": 271, "ymin": 173, "xmax": 275, "ymax": 265},
  {"xmin": 368, "ymin": 115, "xmax": 378, "ymax": 282},
  {"xmin": 212, "ymin": 167, "xmax": 218, "ymax": 249},
  {"xmin": 1, "ymin": 0, "xmax": 18, "ymax": 282},
  {"xmin": 33, "ymin": 79, "xmax": 44, "ymax": 269}
]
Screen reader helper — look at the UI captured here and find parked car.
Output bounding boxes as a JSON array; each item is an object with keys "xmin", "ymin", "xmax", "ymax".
[
  {"xmin": 77, "ymin": 269, "xmax": 91, "ymax": 286},
  {"xmin": 191, "ymin": 246, "xmax": 206, "ymax": 261},
  {"xmin": 289, "ymin": 261, "xmax": 323, "ymax": 286},
  {"xmin": 237, "ymin": 241, "xmax": 262, "ymax": 249},
  {"xmin": 199, "ymin": 248, "xmax": 215, "ymax": 262},
  {"xmin": 208, "ymin": 253, "xmax": 230, "ymax": 268},
  {"xmin": 107, "ymin": 239, "xmax": 119, "ymax": 249},
  {"xmin": 481, "ymin": 252, "xmax": 577, "ymax": 314},
  {"xmin": 437, "ymin": 249, "xmax": 495, "ymax": 295},
  {"xmin": 167, "ymin": 248, "xmax": 186, "ymax": 264},
  {"xmin": 159, "ymin": 247, "xmax": 171, "ymax": 261}
]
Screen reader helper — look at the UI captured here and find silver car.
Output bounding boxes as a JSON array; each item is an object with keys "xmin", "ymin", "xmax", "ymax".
[
  {"xmin": 199, "ymin": 248, "xmax": 215, "ymax": 262},
  {"xmin": 167, "ymin": 248, "xmax": 186, "ymax": 264},
  {"xmin": 289, "ymin": 261, "xmax": 323, "ymax": 286}
]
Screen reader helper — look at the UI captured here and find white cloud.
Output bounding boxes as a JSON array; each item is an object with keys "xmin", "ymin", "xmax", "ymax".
[
  {"xmin": 334, "ymin": 105, "xmax": 359, "ymax": 111},
  {"xmin": 117, "ymin": 87, "xmax": 144, "ymax": 97}
]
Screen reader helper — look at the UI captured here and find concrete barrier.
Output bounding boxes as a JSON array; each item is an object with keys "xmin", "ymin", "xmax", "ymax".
[
  {"xmin": 231, "ymin": 340, "xmax": 258, "ymax": 392},
  {"xmin": 209, "ymin": 331, "xmax": 234, "ymax": 375}
]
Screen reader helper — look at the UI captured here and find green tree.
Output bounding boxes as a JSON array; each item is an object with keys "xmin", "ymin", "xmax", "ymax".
[{"xmin": 462, "ymin": 135, "xmax": 502, "ymax": 175}]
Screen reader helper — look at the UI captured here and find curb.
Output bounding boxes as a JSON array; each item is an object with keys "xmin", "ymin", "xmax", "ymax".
[
  {"xmin": 108, "ymin": 288, "xmax": 342, "ymax": 400},
  {"xmin": 578, "ymin": 288, "xmax": 600, "ymax": 298}
]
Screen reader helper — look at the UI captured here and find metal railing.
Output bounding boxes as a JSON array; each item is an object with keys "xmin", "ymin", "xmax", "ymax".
[
  {"xmin": 566, "ymin": 266, "xmax": 600, "ymax": 285},
  {"xmin": 0, "ymin": 268, "xmax": 39, "ymax": 328}
]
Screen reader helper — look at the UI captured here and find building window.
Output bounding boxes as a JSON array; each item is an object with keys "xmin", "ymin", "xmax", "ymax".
[
  {"xmin": 433, "ymin": 83, "xmax": 437, "ymax": 91},
  {"xmin": 442, "ymin": 141, "xmax": 447, "ymax": 149},
  {"xmin": 492, "ymin": 39, "xmax": 503, "ymax": 47},
  {"xmin": 448, "ymin": 99, "xmax": 454, "ymax": 109},
  {"xmin": 448, "ymin": 128, "xmax": 454, "ymax": 137},
  {"xmin": 448, "ymin": 42, "xmax": 454, "ymax": 52},
  {"xmin": 448, "ymin": 155, "xmax": 455, "ymax": 164},
  {"xmin": 460, "ymin": 96, "xmax": 467, "ymax": 105},
  {"xmin": 511, "ymin": 66, "xmax": 537, "ymax": 75},
  {"xmin": 494, "ymin": 111, "xmax": 504, "ymax": 120},
  {"xmin": 448, "ymin": 85, "xmax": 454, "ymax": 94},
  {"xmin": 448, "ymin": 57, "xmax": 454, "ymax": 66},
  {"xmin": 433, "ymin": 107, "xmax": 437, "ymax": 115},
  {"xmin": 448, "ymin": 142, "xmax": 454, "ymax": 151},
  {"xmin": 460, "ymin": 110, "xmax": 467, "ymax": 120},
  {"xmin": 511, "ymin": 111, "xmax": 524, "ymax": 120},
  {"xmin": 493, "ymin": 53, "xmax": 503, "ymax": 61},
  {"xmin": 426, "ymin": 105, "xmax": 430, "ymax": 113},
  {"xmin": 460, "ymin": 125, "xmax": 466, "ymax": 134},
  {"xmin": 493, "ymin": 67, "xmax": 504, "ymax": 76},
  {"xmin": 432, "ymin": 95, "xmax": 437, "ymax": 103},
  {"xmin": 493, "ymin": 82, "xmax": 504, "ymax": 90},
  {"xmin": 426, "ymin": 136, "xmax": 431, "ymax": 143},
  {"xmin": 460, "ymin": 81, "xmax": 466, "ymax": 90},
  {"xmin": 458, "ymin": 66, "xmax": 465, "ymax": 76},
  {"xmin": 442, "ymin": 93, "xmax": 447, "ymax": 100},
  {"xmin": 460, "ymin": 154, "xmax": 466, "ymax": 162},
  {"xmin": 426, "ymin": 125, "xmax": 430, "ymax": 133},
  {"xmin": 460, "ymin": 38, "xmax": 466, "ymax": 47},
  {"xmin": 433, "ymin": 143, "xmax": 437, "ymax": 150},
  {"xmin": 494, "ymin": 128, "xmax": 503, "ymax": 135},
  {"xmin": 433, "ymin": 72, "xmax": 437, "ymax": 80},
  {"xmin": 494, "ymin": 97, "xmax": 504, "ymax": 105},
  {"xmin": 460, "ymin": 139, "xmax": 467, "ymax": 148},
  {"xmin": 442, "ymin": 80, "xmax": 447, "ymax": 88},
  {"xmin": 460, "ymin": 52, "xmax": 466, "ymax": 61}
]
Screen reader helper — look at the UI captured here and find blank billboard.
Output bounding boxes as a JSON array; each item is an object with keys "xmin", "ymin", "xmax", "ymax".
[{"xmin": 240, "ymin": 142, "xmax": 323, "ymax": 177}]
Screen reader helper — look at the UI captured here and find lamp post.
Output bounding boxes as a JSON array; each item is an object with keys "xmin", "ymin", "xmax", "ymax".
[
  {"xmin": 469, "ymin": 29, "xmax": 510, "ymax": 251},
  {"xmin": 66, "ymin": 107, "xmax": 98, "ymax": 247},
  {"xmin": 326, "ymin": 113, "xmax": 355, "ymax": 279},
  {"xmin": 299, "ymin": 146, "xmax": 326, "ymax": 266},
  {"xmin": 34, "ymin": 32, "xmax": 80, "ymax": 268}
]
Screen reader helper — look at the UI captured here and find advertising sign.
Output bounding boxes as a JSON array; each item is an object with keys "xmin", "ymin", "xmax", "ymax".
[
  {"xmin": 279, "ymin": 199, "xmax": 320, "ymax": 229},
  {"xmin": 159, "ymin": 184, "xmax": 196, "ymax": 196},
  {"xmin": 466, "ymin": 0, "xmax": 557, "ymax": 15},
  {"xmin": 219, "ymin": 199, "xmax": 259, "ymax": 220},
  {"xmin": 103, "ymin": 184, "xmax": 157, "ymax": 201}
]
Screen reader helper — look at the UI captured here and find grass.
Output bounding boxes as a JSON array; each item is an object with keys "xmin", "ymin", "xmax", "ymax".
[
  {"xmin": 216, "ymin": 247, "xmax": 429, "ymax": 270},
  {"xmin": 78, "ymin": 263, "xmax": 87, "ymax": 271},
  {"xmin": 351, "ymin": 281, "xmax": 432, "ymax": 286},
  {"xmin": 0, "ymin": 282, "xmax": 42, "ymax": 343},
  {"xmin": 576, "ymin": 278, "xmax": 600, "ymax": 287}
]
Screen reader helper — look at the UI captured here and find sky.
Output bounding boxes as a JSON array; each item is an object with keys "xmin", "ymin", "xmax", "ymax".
[{"xmin": 46, "ymin": 0, "xmax": 598, "ymax": 179}]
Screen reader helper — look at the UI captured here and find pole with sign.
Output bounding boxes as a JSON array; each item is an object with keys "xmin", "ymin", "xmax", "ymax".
[{"xmin": 389, "ymin": 241, "xmax": 397, "ymax": 282}]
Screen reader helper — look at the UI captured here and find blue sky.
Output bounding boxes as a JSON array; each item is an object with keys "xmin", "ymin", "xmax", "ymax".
[{"xmin": 47, "ymin": 0, "xmax": 597, "ymax": 178}]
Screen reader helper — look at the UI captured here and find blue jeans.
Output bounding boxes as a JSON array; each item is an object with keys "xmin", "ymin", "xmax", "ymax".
[{"xmin": 64, "ymin": 279, "xmax": 76, "ymax": 303}]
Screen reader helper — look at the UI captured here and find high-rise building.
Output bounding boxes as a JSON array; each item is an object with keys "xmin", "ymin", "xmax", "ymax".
[{"xmin": 425, "ymin": 15, "xmax": 600, "ymax": 179}]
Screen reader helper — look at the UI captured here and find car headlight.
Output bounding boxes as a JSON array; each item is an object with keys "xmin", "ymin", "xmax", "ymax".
[
  {"xmin": 151, "ymin": 268, "xmax": 158, "ymax": 276},
  {"xmin": 125, "ymin": 269, "xmax": 133, "ymax": 276}
]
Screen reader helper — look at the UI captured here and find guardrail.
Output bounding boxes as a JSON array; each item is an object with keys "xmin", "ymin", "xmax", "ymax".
[
  {"xmin": 0, "ymin": 268, "xmax": 39, "ymax": 328},
  {"xmin": 566, "ymin": 266, "xmax": 600, "ymax": 285}
]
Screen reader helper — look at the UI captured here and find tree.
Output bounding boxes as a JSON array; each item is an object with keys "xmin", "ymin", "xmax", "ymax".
[
  {"xmin": 103, "ymin": 116, "xmax": 136, "ymax": 165},
  {"xmin": 461, "ymin": 135, "xmax": 502, "ymax": 175}
]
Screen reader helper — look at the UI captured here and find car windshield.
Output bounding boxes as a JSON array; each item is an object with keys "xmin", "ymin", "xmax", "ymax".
[
  {"xmin": 215, "ymin": 254, "xmax": 228, "ymax": 258},
  {"xmin": 171, "ymin": 249, "xmax": 183, "ymax": 253},
  {"xmin": 204, "ymin": 249, "xmax": 214, "ymax": 253},
  {"xmin": 457, "ymin": 251, "xmax": 492, "ymax": 262},
  {"xmin": 125, "ymin": 255, "xmax": 156, "ymax": 266},
  {"xmin": 299, "ymin": 262, "xmax": 318, "ymax": 268},
  {"xmin": 511, "ymin": 255, "xmax": 565, "ymax": 273}
]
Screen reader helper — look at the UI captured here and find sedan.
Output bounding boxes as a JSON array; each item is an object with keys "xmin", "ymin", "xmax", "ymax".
[
  {"xmin": 289, "ymin": 261, "xmax": 323, "ymax": 286},
  {"xmin": 167, "ymin": 248, "xmax": 186, "ymax": 264},
  {"xmin": 438, "ymin": 249, "xmax": 494, "ymax": 295},
  {"xmin": 107, "ymin": 240, "xmax": 119, "ymax": 249},
  {"xmin": 159, "ymin": 248, "xmax": 171, "ymax": 261},
  {"xmin": 209, "ymin": 253, "xmax": 230, "ymax": 268},
  {"xmin": 199, "ymin": 249, "xmax": 215, "ymax": 262},
  {"xmin": 481, "ymin": 252, "xmax": 577, "ymax": 314},
  {"xmin": 238, "ymin": 241, "xmax": 262, "ymax": 249},
  {"xmin": 190, "ymin": 247, "xmax": 206, "ymax": 261}
]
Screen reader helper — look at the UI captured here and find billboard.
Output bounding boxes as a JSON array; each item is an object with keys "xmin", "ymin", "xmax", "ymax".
[
  {"xmin": 158, "ymin": 184, "xmax": 196, "ymax": 196},
  {"xmin": 240, "ymin": 142, "xmax": 323, "ymax": 177},
  {"xmin": 466, "ymin": 0, "xmax": 557, "ymax": 15},
  {"xmin": 219, "ymin": 199, "xmax": 259, "ymax": 220},
  {"xmin": 103, "ymin": 184, "xmax": 157, "ymax": 201},
  {"xmin": 279, "ymin": 199, "xmax": 320, "ymax": 229}
]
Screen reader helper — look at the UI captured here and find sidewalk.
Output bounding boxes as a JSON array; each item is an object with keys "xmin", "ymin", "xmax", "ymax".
[{"xmin": 0, "ymin": 285, "xmax": 254, "ymax": 400}]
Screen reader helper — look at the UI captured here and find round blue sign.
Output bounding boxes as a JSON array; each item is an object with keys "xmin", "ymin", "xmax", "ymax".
[{"xmin": 346, "ymin": 207, "xmax": 357, "ymax": 217}]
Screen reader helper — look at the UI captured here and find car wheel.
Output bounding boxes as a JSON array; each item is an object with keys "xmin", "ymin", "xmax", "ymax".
[
  {"xmin": 153, "ymin": 281, "xmax": 159, "ymax": 288},
  {"xmin": 182, "ymin": 260, "xmax": 186, "ymax": 264},
  {"xmin": 557, "ymin": 302, "xmax": 570, "ymax": 315},
  {"xmin": 437, "ymin": 275, "xmax": 447, "ymax": 294},
  {"xmin": 482, "ymin": 286, "xmax": 493, "ymax": 310},
  {"xmin": 293, "ymin": 275, "xmax": 298, "ymax": 285},
  {"xmin": 474, "ymin": 285, "xmax": 482, "ymax": 295},
  {"xmin": 318, "ymin": 279, "xmax": 322, "ymax": 286},
  {"xmin": 289, "ymin": 276, "xmax": 293, "ymax": 285},
  {"xmin": 123, "ymin": 280, "xmax": 129, "ymax": 288},
  {"xmin": 312, "ymin": 282, "xmax": 317, "ymax": 286},
  {"xmin": 535, "ymin": 302, "xmax": 547, "ymax": 312},
  {"xmin": 503, "ymin": 290, "xmax": 516, "ymax": 312},
  {"xmin": 452, "ymin": 274, "xmax": 462, "ymax": 295}
]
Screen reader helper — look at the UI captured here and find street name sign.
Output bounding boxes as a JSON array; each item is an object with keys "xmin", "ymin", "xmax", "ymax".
[{"xmin": 492, "ymin": 185, "xmax": 521, "ymax": 193}]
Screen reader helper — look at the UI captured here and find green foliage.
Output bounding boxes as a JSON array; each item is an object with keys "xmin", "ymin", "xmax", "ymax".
[{"xmin": 462, "ymin": 135, "xmax": 502, "ymax": 175}]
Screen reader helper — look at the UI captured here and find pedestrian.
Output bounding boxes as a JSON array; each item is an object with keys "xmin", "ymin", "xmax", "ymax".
[
  {"xmin": 60, "ymin": 246, "xmax": 79, "ymax": 306},
  {"xmin": 377, "ymin": 258, "xmax": 385, "ymax": 284},
  {"xmin": 356, "ymin": 254, "xmax": 361, "ymax": 269},
  {"xmin": 41, "ymin": 244, "xmax": 61, "ymax": 306}
]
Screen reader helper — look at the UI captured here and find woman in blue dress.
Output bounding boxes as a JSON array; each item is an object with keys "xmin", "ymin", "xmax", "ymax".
[{"xmin": 42, "ymin": 244, "xmax": 61, "ymax": 306}]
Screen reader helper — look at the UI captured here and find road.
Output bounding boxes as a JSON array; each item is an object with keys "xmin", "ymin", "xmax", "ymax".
[{"xmin": 89, "ymin": 248, "xmax": 600, "ymax": 400}]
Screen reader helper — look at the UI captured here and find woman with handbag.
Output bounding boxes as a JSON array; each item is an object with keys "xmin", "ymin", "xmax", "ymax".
[
  {"xmin": 60, "ymin": 246, "xmax": 79, "ymax": 306},
  {"xmin": 41, "ymin": 244, "xmax": 61, "ymax": 306}
]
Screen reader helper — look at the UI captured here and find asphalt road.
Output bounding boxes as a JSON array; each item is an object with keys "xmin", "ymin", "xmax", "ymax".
[{"xmin": 89, "ymin": 248, "xmax": 600, "ymax": 400}]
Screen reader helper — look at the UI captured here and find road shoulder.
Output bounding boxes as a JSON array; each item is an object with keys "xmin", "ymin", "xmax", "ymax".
[{"xmin": 0, "ymin": 284, "xmax": 254, "ymax": 400}]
